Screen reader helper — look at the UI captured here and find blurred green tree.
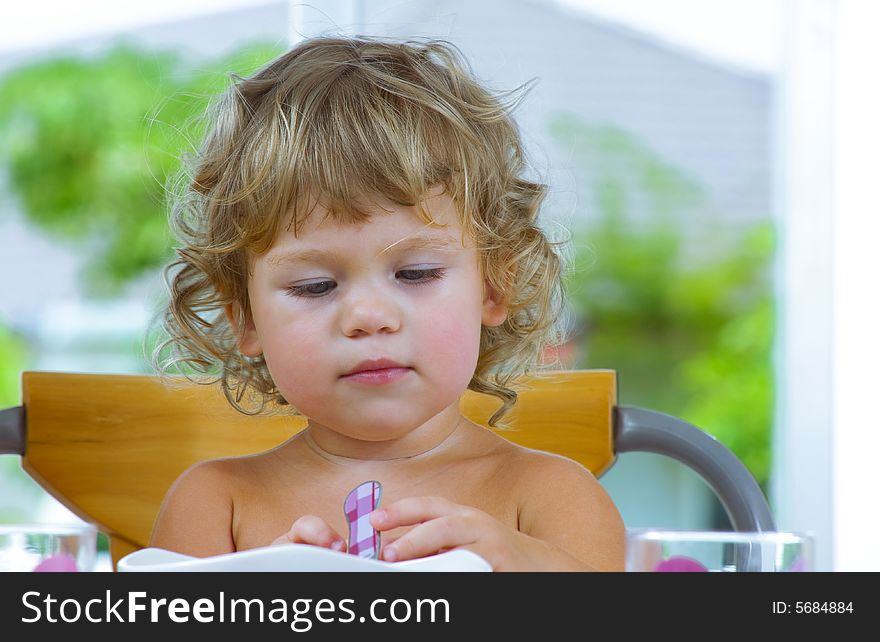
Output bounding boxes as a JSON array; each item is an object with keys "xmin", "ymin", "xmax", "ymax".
[
  {"xmin": 0, "ymin": 324, "xmax": 27, "ymax": 408},
  {"xmin": 0, "ymin": 43, "xmax": 284, "ymax": 524},
  {"xmin": 550, "ymin": 115, "xmax": 774, "ymax": 488},
  {"xmin": 0, "ymin": 323, "xmax": 34, "ymax": 522},
  {"xmin": 0, "ymin": 42, "xmax": 284, "ymax": 295}
]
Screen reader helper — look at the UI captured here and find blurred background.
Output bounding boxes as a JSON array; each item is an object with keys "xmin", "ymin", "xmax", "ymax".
[{"xmin": 0, "ymin": 0, "xmax": 876, "ymax": 572}]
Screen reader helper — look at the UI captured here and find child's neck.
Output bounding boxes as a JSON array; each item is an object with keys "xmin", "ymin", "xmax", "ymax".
[{"xmin": 303, "ymin": 415, "xmax": 464, "ymax": 464}]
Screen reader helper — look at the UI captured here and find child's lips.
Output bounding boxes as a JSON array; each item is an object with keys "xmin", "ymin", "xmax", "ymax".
[{"xmin": 340, "ymin": 367, "xmax": 412, "ymax": 385}]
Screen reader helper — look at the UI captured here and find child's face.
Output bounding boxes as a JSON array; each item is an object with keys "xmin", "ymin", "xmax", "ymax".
[{"xmin": 235, "ymin": 188, "xmax": 507, "ymax": 442}]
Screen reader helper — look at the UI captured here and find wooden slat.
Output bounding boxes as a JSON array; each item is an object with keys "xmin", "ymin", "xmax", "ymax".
[
  {"xmin": 21, "ymin": 369, "xmax": 616, "ymax": 563},
  {"xmin": 460, "ymin": 370, "xmax": 617, "ymax": 473}
]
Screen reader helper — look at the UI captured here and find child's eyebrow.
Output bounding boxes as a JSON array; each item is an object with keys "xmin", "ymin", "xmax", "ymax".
[
  {"xmin": 377, "ymin": 233, "xmax": 461, "ymax": 255},
  {"xmin": 265, "ymin": 233, "xmax": 460, "ymax": 267}
]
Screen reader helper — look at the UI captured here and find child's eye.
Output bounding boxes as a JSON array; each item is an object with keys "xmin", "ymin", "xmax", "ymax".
[
  {"xmin": 285, "ymin": 280, "xmax": 336, "ymax": 297},
  {"xmin": 396, "ymin": 267, "xmax": 446, "ymax": 284}
]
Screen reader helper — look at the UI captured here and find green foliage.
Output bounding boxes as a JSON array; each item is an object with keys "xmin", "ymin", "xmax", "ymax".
[
  {"xmin": 0, "ymin": 323, "xmax": 27, "ymax": 407},
  {"xmin": 0, "ymin": 42, "xmax": 286, "ymax": 526},
  {"xmin": 0, "ymin": 42, "xmax": 285, "ymax": 295},
  {"xmin": 0, "ymin": 323, "xmax": 38, "ymax": 520},
  {"xmin": 551, "ymin": 115, "xmax": 774, "ymax": 488}
]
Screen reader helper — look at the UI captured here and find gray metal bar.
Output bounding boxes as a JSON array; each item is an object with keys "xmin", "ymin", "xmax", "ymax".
[
  {"xmin": 0, "ymin": 406, "xmax": 25, "ymax": 456},
  {"xmin": 615, "ymin": 405, "xmax": 776, "ymax": 533}
]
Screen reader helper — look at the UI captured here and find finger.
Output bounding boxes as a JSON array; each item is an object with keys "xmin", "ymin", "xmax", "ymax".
[
  {"xmin": 287, "ymin": 515, "xmax": 346, "ymax": 551},
  {"xmin": 381, "ymin": 516, "xmax": 476, "ymax": 562},
  {"xmin": 371, "ymin": 496, "xmax": 463, "ymax": 531}
]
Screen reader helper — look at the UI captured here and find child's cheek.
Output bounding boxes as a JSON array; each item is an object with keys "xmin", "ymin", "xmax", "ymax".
[
  {"xmin": 421, "ymin": 310, "xmax": 482, "ymax": 382},
  {"xmin": 261, "ymin": 327, "xmax": 331, "ymax": 409}
]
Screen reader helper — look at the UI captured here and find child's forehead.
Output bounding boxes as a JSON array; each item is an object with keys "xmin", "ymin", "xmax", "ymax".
[
  {"xmin": 279, "ymin": 187, "xmax": 465, "ymax": 244},
  {"xmin": 262, "ymin": 226, "xmax": 466, "ymax": 271}
]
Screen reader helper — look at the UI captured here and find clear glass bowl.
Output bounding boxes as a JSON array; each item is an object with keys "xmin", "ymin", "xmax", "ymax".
[
  {"xmin": 625, "ymin": 528, "xmax": 814, "ymax": 572},
  {"xmin": 0, "ymin": 523, "xmax": 97, "ymax": 572}
]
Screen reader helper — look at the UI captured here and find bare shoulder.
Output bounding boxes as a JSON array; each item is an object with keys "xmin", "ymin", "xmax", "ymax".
[
  {"xmin": 149, "ymin": 457, "xmax": 245, "ymax": 557},
  {"xmin": 504, "ymin": 446, "xmax": 602, "ymax": 506},
  {"xmin": 508, "ymin": 445, "xmax": 625, "ymax": 571},
  {"xmin": 163, "ymin": 457, "xmax": 242, "ymax": 500}
]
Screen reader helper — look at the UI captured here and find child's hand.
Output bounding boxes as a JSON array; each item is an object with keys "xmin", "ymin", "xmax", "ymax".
[
  {"xmin": 370, "ymin": 496, "xmax": 589, "ymax": 571},
  {"xmin": 270, "ymin": 515, "xmax": 347, "ymax": 552}
]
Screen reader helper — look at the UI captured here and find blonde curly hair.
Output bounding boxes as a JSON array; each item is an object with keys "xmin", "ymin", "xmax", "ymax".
[{"xmin": 153, "ymin": 36, "xmax": 565, "ymax": 425}]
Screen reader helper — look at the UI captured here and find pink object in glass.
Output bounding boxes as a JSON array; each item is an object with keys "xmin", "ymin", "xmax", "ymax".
[
  {"xmin": 653, "ymin": 556, "xmax": 709, "ymax": 572},
  {"xmin": 343, "ymin": 481, "xmax": 382, "ymax": 559},
  {"xmin": 33, "ymin": 553, "xmax": 79, "ymax": 572}
]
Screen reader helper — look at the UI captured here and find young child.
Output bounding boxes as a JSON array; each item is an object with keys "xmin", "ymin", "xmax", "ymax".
[{"xmin": 150, "ymin": 35, "xmax": 624, "ymax": 571}]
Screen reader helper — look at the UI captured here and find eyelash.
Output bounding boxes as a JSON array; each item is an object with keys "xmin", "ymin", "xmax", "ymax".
[{"xmin": 285, "ymin": 267, "xmax": 447, "ymax": 298}]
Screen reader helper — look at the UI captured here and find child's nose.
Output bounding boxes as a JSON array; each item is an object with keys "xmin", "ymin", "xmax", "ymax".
[{"xmin": 339, "ymin": 289, "xmax": 401, "ymax": 337}]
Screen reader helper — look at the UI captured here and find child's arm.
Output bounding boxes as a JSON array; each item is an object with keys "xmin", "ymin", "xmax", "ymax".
[
  {"xmin": 371, "ymin": 455, "xmax": 625, "ymax": 571},
  {"xmin": 149, "ymin": 461, "xmax": 236, "ymax": 557},
  {"xmin": 515, "ymin": 455, "xmax": 625, "ymax": 571}
]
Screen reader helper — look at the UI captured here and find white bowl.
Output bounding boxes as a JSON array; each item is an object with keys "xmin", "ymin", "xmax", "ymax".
[{"xmin": 118, "ymin": 544, "xmax": 491, "ymax": 572}]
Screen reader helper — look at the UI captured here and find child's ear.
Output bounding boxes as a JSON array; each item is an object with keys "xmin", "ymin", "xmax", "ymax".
[
  {"xmin": 224, "ymin": 301, "xmax": 262, "ymax": 357},
  {"xmin": 481, "ymin": 282, "xmax": 508, "ymax": 327}
]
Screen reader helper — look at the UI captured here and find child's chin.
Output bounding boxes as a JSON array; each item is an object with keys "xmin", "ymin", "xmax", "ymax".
[{"xmin": 341, "ymin": 410, "xmax": 445, "ymax": 439}]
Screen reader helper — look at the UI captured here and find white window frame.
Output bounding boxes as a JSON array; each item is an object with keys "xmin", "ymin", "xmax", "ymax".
[{"xmin": 775, "ymin": 0, "xmax": 880, "ymax": 571}]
